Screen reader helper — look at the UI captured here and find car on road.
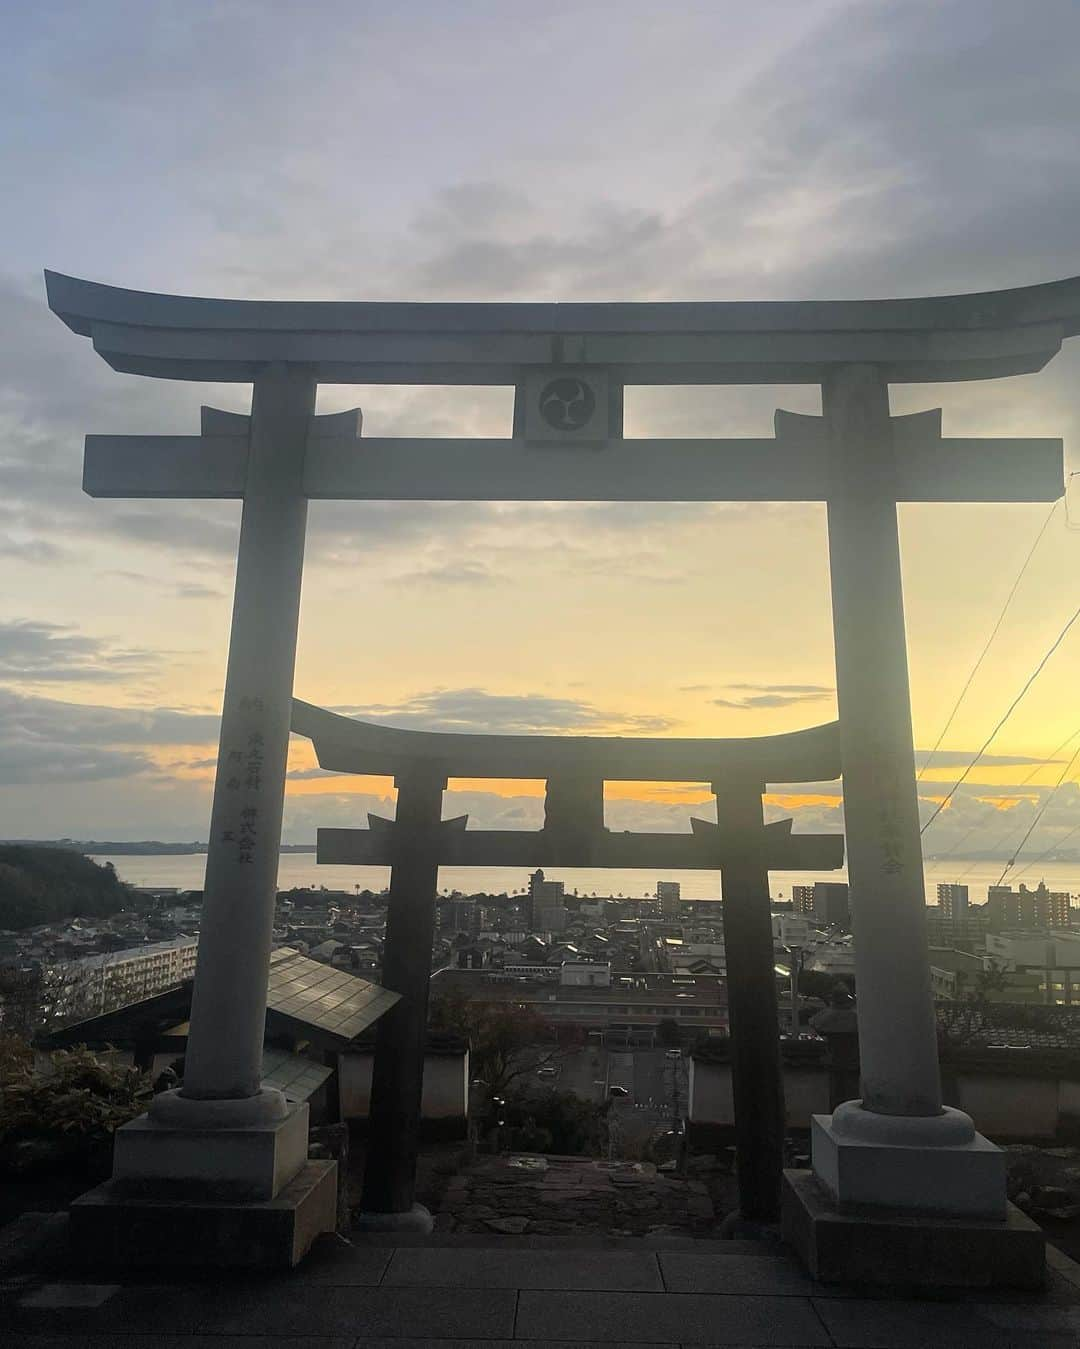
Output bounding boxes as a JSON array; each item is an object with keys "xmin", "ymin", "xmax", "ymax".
[
  {"xmin": 665, "ymin": 1049, "xmax": 682, "ymax": 1059},
  {"xmin": 609, "ymin": 1085, "xmax": 631, "ymax": 1097},
  {"xmin": 536, "ymin": 1065, "xmax": 558, "ymax": 1078}
]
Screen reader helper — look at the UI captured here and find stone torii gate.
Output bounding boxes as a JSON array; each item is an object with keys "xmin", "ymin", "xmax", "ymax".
[
  {"xmin": 291, "ymin": 699, "xmax": 844, "ymax": 1225},
  {"xmin": 46, "ymin": 269, "xmax": 1069, "ymax": 1280}
]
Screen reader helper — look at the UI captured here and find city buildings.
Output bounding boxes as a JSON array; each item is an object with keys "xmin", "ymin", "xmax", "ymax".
[
  {"xmin": 937, "ymin": 883, "xmax": 969, "ymax": 919},
  {"xmin": 526, "ymin": 869, "xmax": 565, "ymax": 930},
  {"xmin": 811, "ymin": 881, "xmax": 850, "ymax": 927},
  {"xmin": 985, "ymin": 930, "xmax": 1080, "ymax": 1005},
  {"xmin": 987, "ymin": 881, "xmax": 1072, "ymax": 930},
  {"xmin": 791, "ymin": 885, "xmax": 815, "ymax": 916},
  {"xmin": 55, "ymin": 935, "xmax": 199, "ymax": 1022},
  {"xmin": 656, "ymin": 880, "xmax": 681, "ymax": 920}
]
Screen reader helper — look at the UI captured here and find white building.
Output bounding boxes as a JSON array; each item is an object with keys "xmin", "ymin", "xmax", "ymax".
[
  {"xmin": 804, "ymin": 937, "xmax": 856, "ymax": 979},
  {"xmin": 560, "ymin": 961, "xmax": 612, "ymax": 988},
  {"xmin": 55, "ymin": 936, "xmax": 199, "ymax": 1021},
  {"xmin": 985, "ymin": 930, "xmax": 1080, "ymax": 1004},
  {"xmin": 502, "ymin": 963, "xmax": 557, "ymax": 981}
]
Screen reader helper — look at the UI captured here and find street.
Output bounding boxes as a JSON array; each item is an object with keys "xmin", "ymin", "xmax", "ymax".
[{"xmin": 528, "ymin": 1044, "xmax": 690, "ymax": 1153}]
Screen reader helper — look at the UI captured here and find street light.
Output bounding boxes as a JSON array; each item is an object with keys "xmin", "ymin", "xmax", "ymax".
[{"xmin": 606, "ymin": 1085, "xmax": 626, "ymax": 1163}]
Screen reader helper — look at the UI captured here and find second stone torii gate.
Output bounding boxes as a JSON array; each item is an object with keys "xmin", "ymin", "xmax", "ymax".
[{"xmin": 291, "ymin": 699, "xmax": 845, "ymax": 1225}]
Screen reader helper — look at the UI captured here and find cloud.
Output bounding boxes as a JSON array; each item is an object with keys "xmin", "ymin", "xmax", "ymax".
[
  {"xmin": 0, "ymin": 688, "xmax": 219, "ymax": 750},
  {"xmin": 176, "ymin": 582, "xmax": 225, "ymax": 600},
  {"xmin": 0, "ymin": 620, "xmax": 159, "ymax": 685},
  {"xmin": 392, "ymin": 560, "xmax": 496, "ymax": 588},
  {"xmin": 0, "ymin": 737, "xmax": 151, "ymax": 787},
  {"xmin": 916, "ymin": 750, "xmax": 1062, "ymax": 769},
  {"xmin": 331, "ymin": 687, "xmax": 676, "ymax": 736},
  {"xmin": 712, "ymin": 682, "xmax": 834, "ymax": 710}
]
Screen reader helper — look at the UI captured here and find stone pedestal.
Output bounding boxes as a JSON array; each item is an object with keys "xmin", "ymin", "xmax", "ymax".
[
  {"xmin": 113, "ymin": 1094, "xmax": 311, "ymax": 1202},
  {"xmin": 70, "ymin": 1161, "xmax": 336, "ymax": 1272},
  {"xmin": 811, "ymin": 1102, "xmax": 1004, "ymax": 1219},
  {"xmin": 782, "ymin": 1170, "xmax": 1045, "ymax": 1290},
  {"xmin": 69, "ymin": 1096, "xmax": 336, "ymax": 1269}
]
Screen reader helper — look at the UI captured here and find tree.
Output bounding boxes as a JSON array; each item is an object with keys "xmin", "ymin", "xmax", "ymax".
[
  {"xmin": 656, "ymin": 1018, "xmax": 682, "ymax": 1048},
  {"xmin": 973, "ymin": 960, "xmax": 1010, "ymax": 1000},
  {"xmin": 798, "ymin": 970, "xmax": 852, "ymax": 1001},
  {"xmin": 501, "ymin": 1088, "xmax": 604, "ymax": 1155},
  {"xmin": 429, "ymin": 989, "xmax": 583, "ymax": 1095},
  {"xmin": 0, "ymin": 847, "xmax": 134, "ymax": 930}
]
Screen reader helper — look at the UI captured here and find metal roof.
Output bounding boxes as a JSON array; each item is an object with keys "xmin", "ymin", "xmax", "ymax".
[
  {"xmin": 266, "ymin": 946, "xmax": 399, "ymax": 1047},
  {"xmin": 42, "ymin": 947, "xmax": 399, "ymax": 1051},
  {"xmin": 259, "ymin": 1047, "xmax": 333, "ymax": 1102}
]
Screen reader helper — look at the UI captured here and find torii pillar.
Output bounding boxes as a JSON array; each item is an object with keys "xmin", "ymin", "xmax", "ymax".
[
  {"xmin": 782, "ymin": 366, "xmax": 1032, "ymax": 1285},
  {"xmin": 69, "ymin": 368, "xmax": 342, "ymax": 1269},
  {"xmin": 714, "ymin": 775, "xmax": 785, "ymax": 1223},
  {"xmin": 357, "ymin": 765, "xmax": 447, "ymax": 1230}
]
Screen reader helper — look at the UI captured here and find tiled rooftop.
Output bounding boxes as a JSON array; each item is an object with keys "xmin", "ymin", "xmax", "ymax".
[{"xmin": 5, "ymin": 1224, "xmax": 1080, "ymax": 1349}]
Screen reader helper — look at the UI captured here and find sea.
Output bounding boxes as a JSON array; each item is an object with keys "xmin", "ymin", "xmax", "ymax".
[{"xmin": 88, "ymin": 853, "xmax": 1080, "ymax": 905}]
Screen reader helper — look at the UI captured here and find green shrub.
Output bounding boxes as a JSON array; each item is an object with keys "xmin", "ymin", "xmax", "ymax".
[
  {"xmin": 502, "ymin": 1088, "xmax": 604, "ymax": 1155},
  {"xmin": 0, "ymin": 1043, "xmax": 152, "ymax": 1174}
]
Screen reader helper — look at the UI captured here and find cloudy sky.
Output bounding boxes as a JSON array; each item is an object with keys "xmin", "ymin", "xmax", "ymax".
[{"xmin": 4, "ymin": 0, "xmax": 1080, "ymax": 878}]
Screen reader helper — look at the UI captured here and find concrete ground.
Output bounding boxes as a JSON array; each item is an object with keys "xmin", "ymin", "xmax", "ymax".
[{"xmin": 5, "ymin": 1221, "xmax": 1080, "ymax": 1348}]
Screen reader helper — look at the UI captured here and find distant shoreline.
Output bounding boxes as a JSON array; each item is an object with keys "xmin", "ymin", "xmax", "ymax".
[
  {"xmin": 1, "ymin": 840, "xmax": 317, "ymax": 856},
  {"xmin": 4, "ymin": 838, "xmax": 1080, "ymax": 868}
]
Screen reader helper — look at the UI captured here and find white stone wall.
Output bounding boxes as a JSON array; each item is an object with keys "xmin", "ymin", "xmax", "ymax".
[
  {"xmin": 688, "ymin": 1059, "xmax": 829, "ymax": 1128},
  {"xmin": 950, "ymin": 1073, "xmax": 1059, "ymax": 1139},
  {"xmin": 337, "ymin": 1049, "xmax": 469, "ymax": 1120},
  {"xmin": 690, "ymin": 1055, "xmax": 1080, "ymax": 1140}
]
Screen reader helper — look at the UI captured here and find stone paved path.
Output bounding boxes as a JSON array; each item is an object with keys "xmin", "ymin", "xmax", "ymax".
[
  {"xmin": 435, "ymin": 1154, "xmax": 716, "ymax": 1237},
  {"xmin": 5, "ymin": 1225, "xmax": 1080, "ymax": 1348}
]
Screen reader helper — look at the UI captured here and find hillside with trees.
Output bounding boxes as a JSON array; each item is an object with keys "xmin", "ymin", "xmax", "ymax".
[{"xmin": 0, "ymin": 847, "xmax": 135, "ymax": 931}]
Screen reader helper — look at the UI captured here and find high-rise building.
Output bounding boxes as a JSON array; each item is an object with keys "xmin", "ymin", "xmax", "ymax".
[
  {"xmin": 987, "ymin": 881, "xmax": 1071, "ymax": 930},
  {"xmin": 450, "ymin": 898, "xmax": 476, "ymax": 934},
  {"xmin": 937, "ymin": 883, "xmax": 969, "ymax": 920},
  {"xmin": 812, "ymin": 882, "xmax": 850, "ymax": 928},
  {"xmin": 526, "ymin": 869, "xmax": 565, "ymax": 930},
  {"xmin": 537, "ymin": 904, "xmax": 569, "ymax": 934},
  {"xmin": 656, "ymin": 881, "xmax": 681, "ymax": 920},
  {"xmin": 792, "ymin": 885, "xmax": 816, "ymax": 916}
]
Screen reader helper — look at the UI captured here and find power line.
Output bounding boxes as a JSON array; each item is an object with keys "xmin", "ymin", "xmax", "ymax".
[
  {"xmin": 930, "ymin": 723, "xmax": 1080, "ymax": 880},
  {"xmin": 992, "ymin": 737, "xmax": 1080, "ymax": 886},
  {"xmin": 1011, "ymin": 817, "xmax": 1080, "ymax": 884},
  {"xmin": 921, "ymin": 598, "xmax": 1080, "ymax": 836},
  {"xmin": 917, "ymin": 500, "xmax": 1059, "ymax": 782}
]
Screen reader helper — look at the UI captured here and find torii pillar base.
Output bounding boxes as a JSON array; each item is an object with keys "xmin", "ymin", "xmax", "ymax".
[
  {"xmin": 68, "ymin": 1161, "xmax": 337, "ymax": 1273},
  {"xmin": 67, "ymin": 1093, "xmax": 337, "ymax": 1271},
  {"xmin": 782, "ymin": 1169, "xmax": 1045, "ymax": 1290},
  {"xmin": 783, "ymin": 1103, "xmax": 1044, "ymax": 1290}
]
